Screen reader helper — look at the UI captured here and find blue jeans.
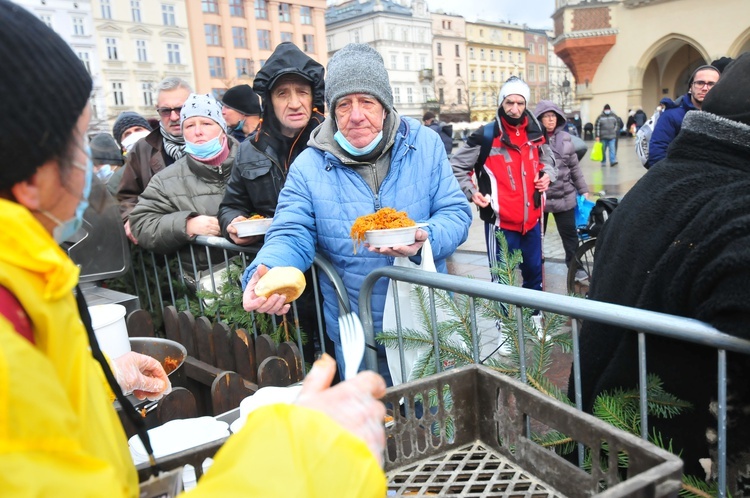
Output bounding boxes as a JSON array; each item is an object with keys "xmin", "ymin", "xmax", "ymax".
[
  {"xmin": 601, "ymin": 138, "xmax": 617, "ymax": 165},
  {"xmin": 484, "ymin": 223, "xmax": 543, "ymax": 291}
]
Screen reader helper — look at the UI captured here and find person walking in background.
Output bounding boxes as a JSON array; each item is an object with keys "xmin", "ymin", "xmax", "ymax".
[
  {"xmin": 221, "ymin": 83, "xmax": 262, "ymax": 142},
  {"xmin": 112, "ymin": 111, "xmax": 152, "ymax": 154},
  {"xmin": 116, "ymin": 76, "xmax": 192, "ymax": 244},
  {"xmin": 594, "ymin": 104, "xmax": 620, "ymax": 167},
  {"xmin": 89, "ymin": 133, "xmax": 125, "ymax": 196},
  {"xmin": 646, "ymin": 64, "xmax": 720, "ymax": 168},
  {"xmin": 423, "ymin": 111, "xmax": 453, "ymax": 156},
  {"xmin": 452, "ymin": 76, "xmax": 556, "ymax": 293},
  {"xmin": 240, "ymin": 43, "xmax": 471, "ymax": 380},
  {"xmin": 534, "ymin": 100, "xmax": 589, "ymax": 281}
]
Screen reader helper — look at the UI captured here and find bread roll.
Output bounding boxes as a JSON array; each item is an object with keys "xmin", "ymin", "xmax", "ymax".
[{"xmin": 254, "ymin": 266, "xmax": 306, "ymax": 303}]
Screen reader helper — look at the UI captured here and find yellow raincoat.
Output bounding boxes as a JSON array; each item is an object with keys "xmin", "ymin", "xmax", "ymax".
[{"xmin": 0, "ymin": 199, "xmax": 385, "ymax": 496}]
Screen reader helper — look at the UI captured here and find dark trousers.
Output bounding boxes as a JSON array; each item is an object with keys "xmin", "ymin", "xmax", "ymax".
[
  {"xmin": 484, "ymin": 222, "xmax": 543, "ymax": 291},
  {"xmin": 544, "ymin": 208, "xmax": 579, "ymax": 267}
]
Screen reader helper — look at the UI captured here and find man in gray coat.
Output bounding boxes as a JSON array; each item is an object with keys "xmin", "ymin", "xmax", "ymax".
[{"xmin": 594, "ymin": 104, "xmax": 620, "ymax": 167}]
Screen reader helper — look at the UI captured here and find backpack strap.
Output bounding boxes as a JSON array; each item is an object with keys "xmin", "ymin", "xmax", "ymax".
[
  {"xmin": 475, "ymin": 122, "xmax": 496, "ymax": 169},
  {"xmin": 0, "ymin": 285, "xmax": 34, "ymax": 344}
]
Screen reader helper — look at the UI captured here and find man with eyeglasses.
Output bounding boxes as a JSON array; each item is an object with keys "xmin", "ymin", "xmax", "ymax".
[
  {"xmin": 116, "ymin": 76, "xmax": 192, "ymax": 243},
  {"xmin": 646, "ymin": 64, "xmax": 720, "ymax": 168}
]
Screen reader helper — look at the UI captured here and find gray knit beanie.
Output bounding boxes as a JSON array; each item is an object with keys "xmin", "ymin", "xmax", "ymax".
[
  {"xmin": 325, "ymin": 43, "xmax": 393, "ymax": 111},
  {"xmin": 180, "ymin": 93, "xmax": 227, "ymax": 132}
]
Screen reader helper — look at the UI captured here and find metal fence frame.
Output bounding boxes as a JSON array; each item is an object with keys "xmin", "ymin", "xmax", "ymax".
[{"xmin": 360, "ymin": 265, "xmax": 750, "ymax": 496}]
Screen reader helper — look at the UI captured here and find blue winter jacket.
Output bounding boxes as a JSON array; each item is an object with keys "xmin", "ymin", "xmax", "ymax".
[
  {"xmin": 646, "ymin": 94, "xmax": 694, "ymax": 168},
  {"xmin": 241, "ymin": 116, "xmax": 472, "ymax": 346}
]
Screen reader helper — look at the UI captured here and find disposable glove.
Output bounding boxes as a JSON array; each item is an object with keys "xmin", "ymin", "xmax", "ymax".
[{"xmin": 112, "ymin": 351, "xmax": 172, "ymax": 401}]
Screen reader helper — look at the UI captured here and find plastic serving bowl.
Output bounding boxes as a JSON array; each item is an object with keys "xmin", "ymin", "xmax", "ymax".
[
  {"xmin": 365, "ymin": 225, "xmax": 423, "ymax": 248},
  {"xmin": 231, "ymin": 217, "xmax": 273, "ymax": 237}
]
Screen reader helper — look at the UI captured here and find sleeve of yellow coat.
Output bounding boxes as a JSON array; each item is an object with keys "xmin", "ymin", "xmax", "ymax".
[{"xmin": 186, "ymin": 403, "xmax": 386, "ymax": 497}]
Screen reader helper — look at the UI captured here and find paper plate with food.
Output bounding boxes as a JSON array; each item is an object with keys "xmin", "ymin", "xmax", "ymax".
[
  {"xmin": 350, "ymin": 208, "xmax": 427, "ymax": 251},
  {"xmin": 231, "ymin": 214, "xmax": 273, "ymax": 237}
]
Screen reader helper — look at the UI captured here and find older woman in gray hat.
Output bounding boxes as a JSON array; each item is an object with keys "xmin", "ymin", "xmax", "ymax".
[
  {"xmin": 129, "ymin": 93, "xmax": 240, "ymax": 255},
  {"xmin": 240, "ymin": 43, "xmax": 472, "ymax": 380}
]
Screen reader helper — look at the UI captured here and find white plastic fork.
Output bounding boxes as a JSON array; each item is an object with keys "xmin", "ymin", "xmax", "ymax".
[{"xmin": 338, "ymin": 312, "xmax": 365, "ymax": 381}]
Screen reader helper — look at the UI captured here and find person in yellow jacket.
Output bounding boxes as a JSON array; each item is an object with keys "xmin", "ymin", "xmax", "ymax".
[{"xmin": 0, "ymin": 1, "xmax": 387, "ymax": 496}]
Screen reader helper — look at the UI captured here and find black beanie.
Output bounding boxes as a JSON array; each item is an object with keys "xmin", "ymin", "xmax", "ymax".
[
  {"xmin": 0, "ymin": 0, "xmax": 92, "ymax": 191},
  {"xmin": 222, "ymin": 84, "xmax": 261, "ymax": 116},
  {"xmin": 703, "ymin": 52, "xmax": 750, "ymax": 126},
  {"xmin": 90, "ymin": 133, "xmax": 124, "ymax": 166},
  {"xmin": 112, "ymin": 111, "xmax": 152, "ymax": 146}
]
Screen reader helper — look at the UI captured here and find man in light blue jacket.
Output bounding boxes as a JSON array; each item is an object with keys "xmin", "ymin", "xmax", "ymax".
[{"xmin": 240, "ymin": 43, "xmax": 472, "ymax": 381}]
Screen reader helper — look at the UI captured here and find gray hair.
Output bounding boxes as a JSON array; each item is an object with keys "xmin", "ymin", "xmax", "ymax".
[{"xmin": 156, "ymin": 76, "xmax": 192, "ymax": 95}]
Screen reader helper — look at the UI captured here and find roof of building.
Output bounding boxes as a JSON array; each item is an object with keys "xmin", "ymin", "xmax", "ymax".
[{"xmin": 326, "ymin": 0, "xmax": 412, "ymax": 26}]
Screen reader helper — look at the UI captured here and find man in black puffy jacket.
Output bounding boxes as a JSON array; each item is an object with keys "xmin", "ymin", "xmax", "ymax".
[{"xmin": 423, "ymin": 111, "xmax": 453, "ymax": 155}]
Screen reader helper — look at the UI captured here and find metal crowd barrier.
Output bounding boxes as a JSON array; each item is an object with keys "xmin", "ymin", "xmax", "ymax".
[
  {"xmin": 359, "ymin": 266, "xmax": 750, "ymax": 497},
  {"xmin": 123, "ymin": 235, "xmax": 350, "ymax": 373}
]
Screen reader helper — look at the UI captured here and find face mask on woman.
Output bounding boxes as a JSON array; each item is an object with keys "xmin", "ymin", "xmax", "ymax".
[
  {"xmin": 41, "ymin": 146, "xmax": 93, "ymax": 243},
  {"xmin": 184, "ymin": 135, "xmax": 223, "ymax": 160}
]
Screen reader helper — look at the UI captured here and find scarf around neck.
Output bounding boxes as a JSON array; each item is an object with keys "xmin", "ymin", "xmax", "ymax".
[{"xmin": 159, "ymin": 125, "xmax": 186, "ymax": 160}]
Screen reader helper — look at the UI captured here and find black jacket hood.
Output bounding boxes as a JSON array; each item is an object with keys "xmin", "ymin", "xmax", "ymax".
[{"xmin": 253, "ymin": 42, "xmax": 325, "ymax": 115}]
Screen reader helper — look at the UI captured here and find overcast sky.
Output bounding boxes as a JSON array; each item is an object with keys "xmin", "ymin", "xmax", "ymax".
[{"xmin": 425, "ymin": 0, "xmax": 556, "ymax": 29}]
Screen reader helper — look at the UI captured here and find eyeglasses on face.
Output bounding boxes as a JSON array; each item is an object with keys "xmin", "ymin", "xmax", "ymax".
[
  {"xmin": 692, "ymin": 80, "xmax": 716, "ymax": 89},
  {"xmin": 156, "ymin": 106, "xmax": 183, "ymax": 117}
]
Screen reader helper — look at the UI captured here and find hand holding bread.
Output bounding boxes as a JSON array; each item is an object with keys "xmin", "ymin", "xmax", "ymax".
[{"xmin": 242, "ymin": 264, "xmax": 304, "ymax": 315}]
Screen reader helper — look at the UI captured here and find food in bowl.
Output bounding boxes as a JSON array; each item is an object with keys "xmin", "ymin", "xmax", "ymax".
[
  {"xmin": 254, "ymin": 266, "xmax": 306, "ymax": 303},
  {"xmin": 163, "ymin": 356, "xmax": 180, "ymax": 375},
  {"xmin": 350, "ymin": 208, "xmax": 420, "ymax": 251},
  {"xmin": 231, "ymin": 215, "xmax": 273, "ymax": 237}
]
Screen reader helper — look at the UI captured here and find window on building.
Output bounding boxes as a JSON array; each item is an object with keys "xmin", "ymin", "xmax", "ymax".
[
  {"xmin": 388, "ymin": 25, "xmax": 395, "ymax": 39},
  {"xmin": 77, "ymin": 51, "xmax": 91, "ymax": 73},
  {"xmin": 229, "ymin": 0, "xmax": 244, "ymax": 16},
  {"xmin": 508, "ymin": 33, "xmax": 512, "ymax": 41},
  {"xmin": 236, "ymin": 58, "xmax": 254, "ymax": 77},
  {"xmin": 326, "ymin": 35, "xmax": 332, "ymax": 52},
  {"xmin": 455, "ymin": 44, "xmax": 460, "ymax": 57},
  {"xmin": 470, "ymin": 69, "xmax": 475, "ymax": 81},
  {"xmin": 278, "ymin": 3, "xmax": 290, "ymax": 22},
  {"xmin": 112, "ymin": 82, "xmax": 124, "ymax": 106},
  {"xmin": 208, "ymin": 56, "xmax": 226, "ymax": 78},
  {"xmin": 438, "ymin": 88, "xmax": 444, "ymax": 104},
  {"xmin": 255, "ymin": 0, "xmax": 268, "ymax": 19},
  {"xmin": 100, "ymin": 0, "xmax": 111, "ymax": 19},
  {"xmin": 202, "ymin": 0, "xmax": 218, "ymax": 13},
  {"xmin": 422, "ymin": 86, "xmax": 429, "ymax": 100},
  {"xmin": 403, "ymin": 55, "xmax": 410, "ymax": 70},
  {"xmin": 482, "ymin": 91, "xmax": 487, "ymax": 106},
  {"xmin": 517, "ymin": 52, "xmax": 522, "ymax": 63},
  {"xmin": 469, "ymin": 47, "xmax": 474, "ymax": 59},
  {"xmin": 205, "ymin": 24, "xmax": 221, "ymax": 46},
  {"xmin": 491, "ymin": 70, "xmax": 495, "ymax": 82},
  {"xmin": 539, "ymin": 65, "xmax": 546, "ymax": 82},
  {"xmin": 131, "ymin": 1, "xmax": 141, "ymax": 22},
  {"xmin": 456, "ymin": 63, "xmax": 460, "ymax": 77},
  {"xmin": 442, "ymin": 20, "xmax": 451, "ymax": 29},
  {"xmin": 162, "ymin": 4, "xmax": 176, "ymax": 26},
  {"xmin": 300, "ymin": 6, "xmax": 312, "ymax": 24},
  {"xmin": 481, "ymin": 69, "xmax": 486, "ymax": 81},
  {"xmin": 490, "ymin": 49, "xmax": 494, "ymax": 61},
  {"xmin": 257, "ymin": 29, "xmax": 271, "ymax": 50},
  {"xmin": 351, "ymin": 29, "xmax": 359, "ymax": 43},
  {"xmin": 500, "ymin": 51, "xmax": 504, "ymax": 62},
  {"xmin": 539, "ymin": 44, "xmax": 545, "ymax": 56},
  {"xmin": 136, "ymin": 40, "xmax": 147, "ymax": 62},
  {"xmin": 479, "ymin": 29, "xmax": 483, "ymax": 36},
  {"xmin": 528, "ymin": 43, "xmax": 534, "ymax": 55},
  {"xmin": 457, "ymin": 88, "xmax": 462, "ymax": 104},
  {"xmin": 437, "ymin": 62, "xmax": 443, "ymax": 76},
  {"xmin": 233, "ymin": 27, "xmax": 248, "ymax": 48},
  {"xmin": 528, "ymin": 64, "xmax": 535, "ymax": 82},
  {"xmin": 420, "ymin": 55, "xmax": 426, "ymax": 70},
  {"xmin": 390, "ymin": 54, "xmax": 397, "ymax": 70},
  {"xmin": 212, "ymin": 88, "xmax": 227, "ymax": 100},
  {"xmin": 167, "ymin": 43, "xmax": 181, "ymax": 64},
  {"xmin": 393, "ymin": 87, "xmax": 400, "ymax": 104},
  {"xmin": 407, "ymin": 87, "xmax": 413, "ymax": 104},
  {"xmin": 281, "ymin": 32, "xmax": 293, "ymax": 43},
  {"xmin": 480, "ymin": 48, "xmax": 484, "ymax": 60},
  {"xmin": 72, "ymin": 17, "xmax": 85, "ymax": 36},
  {"xmin": 142, "ymin": 82, "xmax": 153, "ymax": 106},
  {"xmin": 39, "ymin": 14, "xmax": 53, "ymax": 28},
  {"xmin": 303, "ymin": 34, "xmax": 315, "ymax": 53},
  {"xmin": 401, "ymin": 28, "xmax": 408, "ymax": 42},
  {"xmin": 436, "ymin": 42, "xmax": 442, "ymax": 56},
  {"xmin": 105, "ymin": 38, "xmax": 118, "ymax": 60}
]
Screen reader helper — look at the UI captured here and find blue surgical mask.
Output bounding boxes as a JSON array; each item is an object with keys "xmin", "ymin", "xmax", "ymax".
[
  {"xmin": 95, "ymin": 164, "xmax": 113, "ymax": 182},
  {"xmin": 333, "ymin": 130, "xmax": 383, "ymax": 157},
  {"xmin": 184, "ymin": 135, "xmax": 223, "ymax": 160},
  {"xmin": 42, "ymin": 145, "xmax": 93, "ymax": 243},
  {"xmin": 235, "ymin": 119, "xmax": 245, "ymax": 132}
]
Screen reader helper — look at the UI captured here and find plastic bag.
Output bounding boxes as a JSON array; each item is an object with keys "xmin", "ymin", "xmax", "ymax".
[
  {"xmin": 382, "ymin": 240, "xmax": 450, "ymax": 386},
  {"xmin": 575, "ymin": 194, "xmax": 595, "ymax": 228},
  {"xmin": 589, "ymin": 141, "xmax": 603, "ymax": 162}
]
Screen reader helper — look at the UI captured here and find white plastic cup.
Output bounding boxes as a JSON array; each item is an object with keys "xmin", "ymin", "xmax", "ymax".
[{"xmin": 88, "ymin": 304, "xmax": 130, "ymax": 359}]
